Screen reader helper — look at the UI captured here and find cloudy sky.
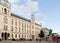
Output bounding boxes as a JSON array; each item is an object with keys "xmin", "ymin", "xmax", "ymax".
[{"xmin": 8, "ymin": 0, "xmax": 60, "ymax": 33}]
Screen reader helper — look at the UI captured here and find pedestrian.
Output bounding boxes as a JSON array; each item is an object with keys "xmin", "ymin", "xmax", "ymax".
[
  {"xmin": 52, "ymin": 35, "xmax": 57, "ymax": 43},
  {"xmin": 52, "ymin": 36, "xmax": 57, "ymax": 41}
]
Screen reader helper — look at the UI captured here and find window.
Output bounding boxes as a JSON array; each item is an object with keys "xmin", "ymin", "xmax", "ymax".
[
  {"xmin": 2, "ymin": 8, "xmax": 3, "ymax": 10},
  {"xmin": 27, "ymin": 24, "xmax": 28, "ymax": 28},
  {"xmin": 32, "ymin": 31, "xmax": 34, "ymax": 34},
  {"xmin": 15, "ymin": 27, "xmax": 17, "ymax": 32},
  {"xmin": 15, "ymin": 20, "xmax": 17, "ymax": 25},
  {"xmin": 25, "ymin": 29, "xmax": 26, "ymax": 33},
  {"xmin": 22, "ymin": 35, "xmax": 23, "ymax": 37},
  {"xmin": 19, "ymin": 22, "xmax": 20, "ymax": 26},
  {"xmin": 22, "ymin": 24, "xmax": 23, "ymax": 27},
  {"xmin": 19, "ymin": 28, "xmax": 20, "ymax": 32},
  {"xmin": 25, "ymin": 35, "xmax": 26, "ymax": 38},
  {"xmin": 24, "ymin": 23, "xmax": 25, "ymax": 28},
  {"xmin": 19, "ymin": 35, "xmax": 20, "ymax": 38},
  {"xmin": 4, "ymin": 8, "xmax": 7, "ymax": 14},
  {"xmin": 11, "ymin": 26, "xmax": 13, "ymax": 31},
  {"xmin": 8, "ymin": 10, "xmax": 9, "ymax": 13},
  {"xmin": 12, "ymin": 34, "xmax": 13, "ymax": 38},
  {"xmin": 11, "ymin": 19, "xmax": 13, "ymax": 25},
  {"xmin": 4, "ymin": 25, "xmax": 8, "ymax": 30},
  {"xmin": 32, "ymin": 25, "xmax": 34, "ymax": 29},
  {"xmin": 27, "ymin": 31, "xmax": 28, "ymax": 33},
  {"xmin": 22, "ymin": 28, "xmax": 23, "ymax": 30},
  {"xmin": 25, "ymin": 23, "xmax": 26, "ymax": 28},
  {"xmin": 15, "ymin": 34, "xmax": 17, "ymax": 38},
  {"xmin": 4, "ymin": 16, "xmax": 8, "ymax": 23}
]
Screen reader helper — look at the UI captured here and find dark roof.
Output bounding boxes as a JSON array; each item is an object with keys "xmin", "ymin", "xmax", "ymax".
[
  {"xmin": 11, "ymin": 13, "xmax": 41, "ymax": 26},
  {"xmin": 35, "ymin": 23, "xmax": 42, "ymax": 27},
  {"xmin": 11, "ymin": 13, "xmax": 31, "ymax": 22}
]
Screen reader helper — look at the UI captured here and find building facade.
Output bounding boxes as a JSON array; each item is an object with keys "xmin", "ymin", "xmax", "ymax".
[
  {"xmin": 35, "ymin": 24, "xmax": 42, "ymax": 39},
  {"xmin": 42, "ymin": 28, "xmax": 49, "ymax": 37},
  {"xmin": 0, "ymin": 0, "xmax": 42, "ymax": 40}
]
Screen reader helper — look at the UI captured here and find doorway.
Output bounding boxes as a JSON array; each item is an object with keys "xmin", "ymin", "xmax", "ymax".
[
  {"xmin": 32, "ymin": 35, "xmax": 34, "ymax": 40},
  {"xmin": 1, "ymin": 32, "xmax": 10, "ymax": 40}
]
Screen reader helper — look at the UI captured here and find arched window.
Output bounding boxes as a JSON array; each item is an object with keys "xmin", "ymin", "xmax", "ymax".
[
  {"xmin": 19, "ymin": 35, "xmax": 20, "ymax": 38},
  {"xmin": 4, "ymin": 16, "xmax": 8, "ymax": 23},
  {"xmin": 4, "ymin": 8, "xmax": 7, "ymax": 14},
  {"xmin": 15, "ymin": 34, "xmax": 17, "ymax": 38}
]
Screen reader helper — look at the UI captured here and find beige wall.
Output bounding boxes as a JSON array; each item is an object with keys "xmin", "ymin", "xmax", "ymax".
[
  {"xmin": 42, "ymin": 28, "xmax": 49, "ymax": 37},
  {"xmin": 35, "ymin": 24, "xmax": 42, "ymax": 39},
  {"xmin": 0, "ymin": 0, "xmax": 43, "ymax": 40}
]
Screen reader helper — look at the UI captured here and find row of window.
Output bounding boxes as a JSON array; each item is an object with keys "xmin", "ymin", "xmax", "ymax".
[
  {"xmin": 11, "ymin": 19, "xmax": 31, "ymax": 28},
  {"xmin": 11, "ymin": 26, "xmax": 31, "ymax": 33},
  {"xmin": 3, "ymin": 16, "xmax": 31, "ymax": 28},
  {"xmin": 11, "ymin": 34, "xmax": 30, "ymax": 38},
  {"xmin": 3, "ymin": 16, "xmax": 34, "ymax": 30},
  {"xmin": 11, "ymin": 26, "xmax": 20, "ymax": 32},
  {"xmin": 4, "ymin": 25, "xmax": 31, "ymax": 34}
]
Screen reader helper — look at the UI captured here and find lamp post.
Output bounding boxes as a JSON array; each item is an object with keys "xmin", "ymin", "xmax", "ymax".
[
  {"xmin": 57, "ymin": 33, "xmax": 59, "ymax": 43},
  {"xmin": 57, "ymin": 35, "xmax": 58, "ymax": 43}
]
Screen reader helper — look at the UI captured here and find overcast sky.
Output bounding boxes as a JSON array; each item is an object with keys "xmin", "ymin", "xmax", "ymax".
[{"xmin": 8, "ymin": 0, "xmax": 60, "ymax": 34}]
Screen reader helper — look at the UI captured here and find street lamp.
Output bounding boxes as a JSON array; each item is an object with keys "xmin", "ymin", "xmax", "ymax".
[{"xmin": 57, "ymin": 35, "xmax": 58, "ymax": 43}]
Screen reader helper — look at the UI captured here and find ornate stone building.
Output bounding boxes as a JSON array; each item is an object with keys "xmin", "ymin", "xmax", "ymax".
[
  {"xmin": 42, "ymin": 28, "xmax": 49, "ymax": 37},
  {"xmin": 0, "ymin": 0, "xmax": 42, "ymax": 40}
]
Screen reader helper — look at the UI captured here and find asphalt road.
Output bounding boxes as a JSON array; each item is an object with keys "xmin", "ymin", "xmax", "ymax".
[{"xmin": 0, "ymin": 40, "xmax": 59, "ymax": 43}]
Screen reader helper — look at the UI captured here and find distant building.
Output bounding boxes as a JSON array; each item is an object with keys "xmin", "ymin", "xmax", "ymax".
[
  {"xmin": 42, "ymin": 28, "xmax": 49, "ymax": 37},
  {"xmin": 35, "ymin": 23, "xmax": 42, "ymax": 39},
  {"xmin": 42, "ymin": 28, "xmax": 49, "ymax": 41},
  {"xmin": 0, "ymin": 0, "xmax": 42, "ymax": 40}
]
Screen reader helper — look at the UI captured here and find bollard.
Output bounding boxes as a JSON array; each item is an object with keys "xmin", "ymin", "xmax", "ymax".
[
  {"xmin": 57, "ymin": 36, "xmax": 58, "ymax": 43},
  {"xmin": 57, "ymin": 38, "xmax": 58, "ymax": 43}
]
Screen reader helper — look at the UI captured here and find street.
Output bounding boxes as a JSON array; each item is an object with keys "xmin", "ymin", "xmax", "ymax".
[{"xmin": 0, "ymin": 40, "xmax": 59, "ymax": 43}]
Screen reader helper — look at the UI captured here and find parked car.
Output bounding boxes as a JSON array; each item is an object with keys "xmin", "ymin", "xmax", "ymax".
[
  {"xmin": 0, "ymin": 39, "xmax": 2, "ymax": 41},
  {"xmin": 11, "ymin": 38, "xmax": 16, "ymax": 41},
  {"xmin": 19, "ymin": 38, "xmax": 26, "ymax": 41}
]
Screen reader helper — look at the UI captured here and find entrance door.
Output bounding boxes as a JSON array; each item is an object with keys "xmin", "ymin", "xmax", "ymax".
[
  {"xmin": 32, "ymin": 35, "xmax": 34, "ymax": 40},
  {"xmin": 5, "ymin": 32, "xmax": 8, "ymax": 40},
  {"xmin": 1, "ymin": 32, "xmax": 10, "ymax": 40},
  {"xmin": 1, "ymin": 33, "xmax": 4, "ymax": 40}
]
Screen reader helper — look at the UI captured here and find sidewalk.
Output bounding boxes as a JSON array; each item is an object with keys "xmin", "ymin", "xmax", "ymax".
[
  {"xmin": 39, "ymin": 41, "xmax": 57, "ymax": 43},
  {"xmin": 39, "ymin": 41, "xmax": 51, "ymax": 43},
  {"xmin": 0, "ymin": 40, "xmax": 59, "ymax": 43}
]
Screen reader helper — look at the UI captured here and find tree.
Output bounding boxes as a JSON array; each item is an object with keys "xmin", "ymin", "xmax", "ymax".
[
  {"xmin": 49, "ymin": 29, "xmax": 52, "ymax": 36},
  {"xmin": 39, "ymin": 30, "xmax": 45, "ymax": 38}
]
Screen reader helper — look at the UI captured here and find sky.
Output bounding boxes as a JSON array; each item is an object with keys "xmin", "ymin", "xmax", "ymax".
[{"xmin": 8, "ymin": 0, "xmax": 60, "ymax": 33}]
